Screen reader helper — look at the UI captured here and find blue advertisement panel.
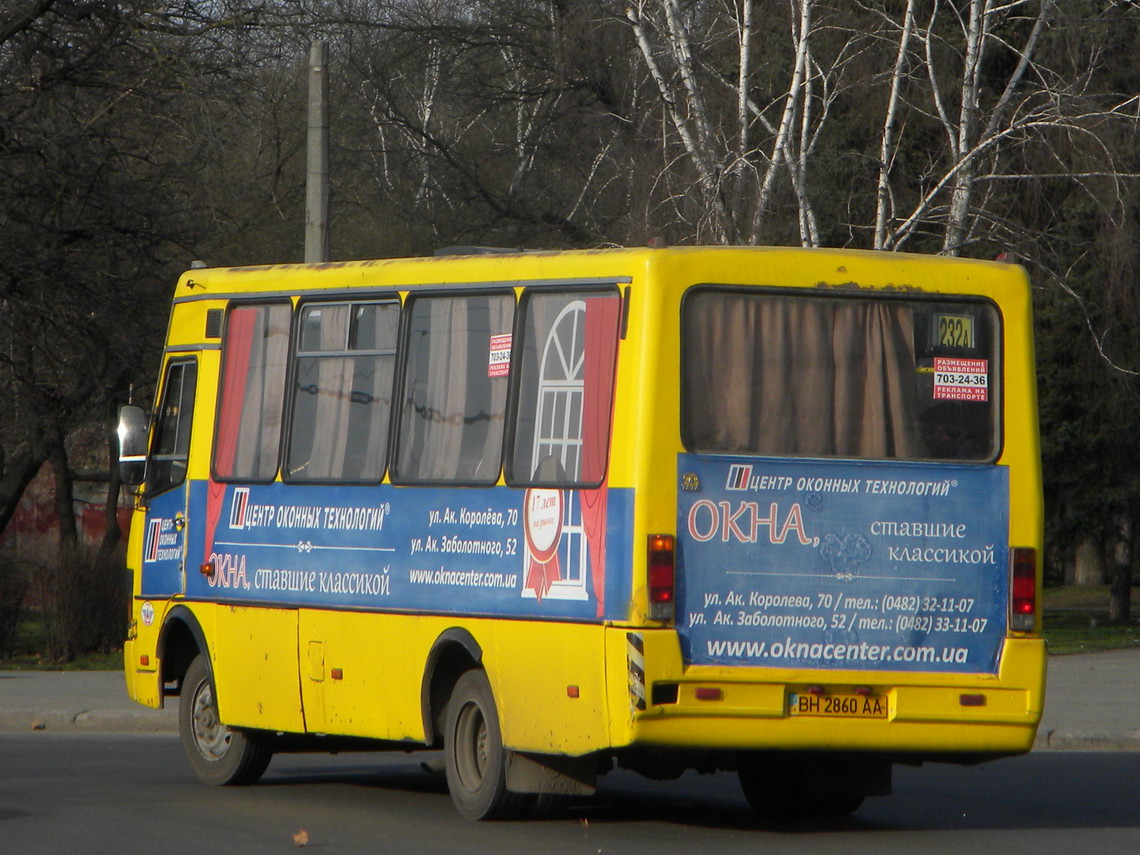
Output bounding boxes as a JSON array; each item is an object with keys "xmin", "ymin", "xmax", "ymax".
[
  {"xmin": 676, "ymin": 455, "xmax": 1009, "ymax": 674},
  {"xmin": 148, "ymin": 480, "xmax": 632, "ymax": 623},
  {"xmin": 139, "ymin": 487, "xmax": 187, "ymax": 598}
]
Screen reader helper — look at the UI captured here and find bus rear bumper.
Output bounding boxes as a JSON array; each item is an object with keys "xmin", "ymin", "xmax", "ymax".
[{"xmin": 608, "ymin": 628, "xmax": 1045, "ymax": 758}]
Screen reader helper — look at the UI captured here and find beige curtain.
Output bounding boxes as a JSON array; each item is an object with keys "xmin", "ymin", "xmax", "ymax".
[
  {"xmin": 308, "ymin": 305, "xmax": 354, "ymax": 477},
  {"xmin": 831, "ymin": 301, "xmax": 923, "ymax": 457},
  {"xmin": 288, "ymin": 302, "xmax": 399, "ymax": 481},
  {"xmin": 684, "ymin": 293, "xmax": 923, "ymax": 458},
  {"xmin": 398, "ymin": 294, "xmax": 513, "ymax": 482},
  {"xmin": 360, "ymin": 305, "xmax": 399, "ymax": 478}
]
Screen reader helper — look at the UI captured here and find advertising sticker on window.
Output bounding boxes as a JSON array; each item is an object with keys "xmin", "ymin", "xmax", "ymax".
[
  {"xmin": 933, "ymin": 357, "xmax": 988, "ymax": 402},
  {"xmin": 488, "ymin": 333, "xmax": 512, "ymax": 378}
]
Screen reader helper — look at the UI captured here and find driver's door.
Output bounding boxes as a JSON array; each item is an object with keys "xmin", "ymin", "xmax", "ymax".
[{"xmin": 140, "ymin": 357, "xmax": 198, "ymax": 597}]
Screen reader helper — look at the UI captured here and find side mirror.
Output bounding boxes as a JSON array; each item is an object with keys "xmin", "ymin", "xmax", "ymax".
[{"xmin": 117, "ymin": 404, "xmax": 149, "ymax": 486}]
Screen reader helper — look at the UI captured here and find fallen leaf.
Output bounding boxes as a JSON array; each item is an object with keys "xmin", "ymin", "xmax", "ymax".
[{"xmin": 292, "ymin": 828, "xmax": 309, "ymax": 847}]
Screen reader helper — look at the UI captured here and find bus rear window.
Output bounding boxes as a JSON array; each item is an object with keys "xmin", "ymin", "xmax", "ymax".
[{"xmin": 681, "ymin": 289, "xmax": 999, "ymax": 461}]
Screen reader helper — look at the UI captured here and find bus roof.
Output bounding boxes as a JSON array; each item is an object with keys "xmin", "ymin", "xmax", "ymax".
[{"xmin": 174, "ymin": 245, "xmax": 1027, "ymax": 302}]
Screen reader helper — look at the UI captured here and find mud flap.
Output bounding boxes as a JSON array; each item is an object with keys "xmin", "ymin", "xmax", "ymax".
[{"xmin": 505, "ymin": 751, "xmax": 598, "ymax": 796}]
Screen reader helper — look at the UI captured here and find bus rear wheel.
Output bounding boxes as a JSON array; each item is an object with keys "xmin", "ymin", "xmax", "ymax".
[
  {"xmin": 179, "ymin": 654, "xmax": 272, "ymax": 786},
  {"xmin": 738, "ymin": 756, "xmax": 866, "ymax": 822},
  {"xmin": 443, "ymin": 669, "xmax": 528, "ymax": 821}
]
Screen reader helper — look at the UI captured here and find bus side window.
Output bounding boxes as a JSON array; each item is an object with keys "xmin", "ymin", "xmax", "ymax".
[
  {"xmin": 148, "ymin": 359, "xmax": 198, "ymax": 496},
  {"xmin": 285, "ymin": 301, "xmax": 399, "ymax": 482},
  {"xmin": 213, "ymin": 302, "xmax": 292, "ymax": 482},
  {"xmin": 393, "ymin": 292, "xmax": 515, "ymax": 484},
  {"xmin": 507, "ymin": 290, "xmax": 621, "ymax": 487}
]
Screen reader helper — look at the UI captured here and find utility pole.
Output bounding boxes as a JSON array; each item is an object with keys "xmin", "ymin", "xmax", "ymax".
[{"xmin": 305, "ymin": 40, "xmax": 330, "ymax": 263}]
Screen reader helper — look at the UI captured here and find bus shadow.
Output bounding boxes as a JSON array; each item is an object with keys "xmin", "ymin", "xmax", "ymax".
[
  {"xmin": 263, "ymin": 750, "xmax": 1140, "ymax": 833},
  {"xmin": 580, "ymin": 752, "xmax": 1140, "ymax": 833},
  {"xmin": 261, "ymin": 755, "xmax": 451, "ymax": 797}
]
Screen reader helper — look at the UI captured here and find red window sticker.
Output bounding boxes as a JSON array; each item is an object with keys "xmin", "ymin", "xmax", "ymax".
[
  {"xmin": 488, "ymin": 333, "xmax": 512, "ymax": 378},
  {"xmin": 933, "ymin": 357, "xmax": 988, "ymax": 402}
]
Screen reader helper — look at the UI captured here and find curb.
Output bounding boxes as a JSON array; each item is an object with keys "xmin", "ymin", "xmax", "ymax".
[
  {"xmin": 0, "ymin": 708, "xmax": 178, "ymax": 734},
  {"xmin": 1034, "ymin": 729, "xmax": 1140, "ymax": 752}
]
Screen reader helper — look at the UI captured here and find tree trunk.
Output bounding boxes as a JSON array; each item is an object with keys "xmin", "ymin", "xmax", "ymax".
[
  {"xmin": 100, "ymin": 420, "xmax": 123, "ymax": 556},
  {"xmin": 49, "ymin": 428, "xmax": 78, "ymax": 548},
  {"xmin": 0, "ymin": 446, "xmax": 47, "ymax": 538},
  {"xmin": 1109, "ymin": 557, "xmax": 1132, "ymax": 621},
  {"xmin": 1109, "ymin": 512, "xmax": 1133, "ymax": 622},
  {"xmin": 1072, "ymin": 538, "xmax": 1106, "ymax": 586}
]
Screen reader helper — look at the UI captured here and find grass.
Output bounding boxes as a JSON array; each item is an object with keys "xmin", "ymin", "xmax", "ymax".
[
  {"xmin": 0, "ymin": 613, "xmax": 123, "ymax": 671},
  {"xmin": 1042, "ymin": 584, "xmax": 1140, "ymax": 655},
  {"xmin": 0, "ymin": 650, "xmax": 123, "ymax": 671}
]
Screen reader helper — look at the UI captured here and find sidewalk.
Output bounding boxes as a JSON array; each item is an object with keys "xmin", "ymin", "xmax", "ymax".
[
  {"xmin": 1035, "ymin": 646, "xmax": 1140, "ymax": 750},
  {"xmin": 1, "ymin": 649, "xmax": 1138, "ymax": 747},
  {"xmin": 0, "ymin": 670, "xmax": 176, "ymax": 733}
]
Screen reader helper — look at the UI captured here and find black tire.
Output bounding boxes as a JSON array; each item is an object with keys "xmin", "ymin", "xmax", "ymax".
[
  {"xmin": 739, "ymin": 760, "xmax": 864, "ymax": 822},
  {"xmin": 179, "ymin": 654, "xmax": 272, "ymax": 786},
  {"xmin": 443, "ymin": 669, "xmax": 529, "ymax": 821}
]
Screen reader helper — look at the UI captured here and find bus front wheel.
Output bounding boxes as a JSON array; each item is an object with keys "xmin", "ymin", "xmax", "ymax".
[
  {"xmin": 443, "ymin": 669, "xmax": 528, "ymax": 820},
  {"xmin": 179, "ymin": 654, "xmax": 272, "ymax": 786}
]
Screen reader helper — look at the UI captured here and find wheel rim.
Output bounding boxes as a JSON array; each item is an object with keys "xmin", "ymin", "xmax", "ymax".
[
  {"xmin": 190, "ymin": 679, "xmax": 231, "ymax": 761},
  {"xmin": 453, "ymin": 699, "xmax": 488, "ymax": 793}
]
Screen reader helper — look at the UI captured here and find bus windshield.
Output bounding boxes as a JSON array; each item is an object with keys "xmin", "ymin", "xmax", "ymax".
[{"xmin": 681, "ymin": 288, "xmax": 999, "ymax": 461}]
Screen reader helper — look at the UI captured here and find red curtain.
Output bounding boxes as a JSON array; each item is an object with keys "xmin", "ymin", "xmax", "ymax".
[
  {"xmin": 204, "ymin": 308, "xmax": 257, "ymax": 558},
  {"xmin": 580, "ymin": 296, "xmax": 620, "ymax": 616},
  {"xmin": 213, "ymin": 307, "xmax": 256, "ymax": 477}
]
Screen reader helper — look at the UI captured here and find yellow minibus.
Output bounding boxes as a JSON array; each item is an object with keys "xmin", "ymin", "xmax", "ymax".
[{"xmin": 118, "ymin": 245, "xmax": 1045, "ymax": 820}]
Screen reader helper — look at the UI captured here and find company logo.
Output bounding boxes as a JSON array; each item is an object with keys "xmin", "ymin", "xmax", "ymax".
[
  {"xmin": 725, "ymin": 464, "xmax": 753, "ymax": 491},
  {"xmin": 229, "ymin": 487, "xmax": 250, "ymax": 529},
  {"xmin": 144, "ymin": 519, "xmax": 162, "ymax": 563}
]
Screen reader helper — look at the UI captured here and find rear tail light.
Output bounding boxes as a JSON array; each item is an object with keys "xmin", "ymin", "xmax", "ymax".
[
  {"xmin": 1010, "ymin": 547, "xmax": 1037, "ymax": 632},
  {"xmin": 647, "ymin": 534, "xmax": 675, "ymax": 621}
]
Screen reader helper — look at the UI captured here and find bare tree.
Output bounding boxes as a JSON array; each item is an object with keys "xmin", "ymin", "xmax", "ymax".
[
  {"xmin": 873, "ymin": 0, "xmax": 916, "ymax": 250},
  {"xmin": 881, "ymin": 0, "xmax": 1062, "ymax": 254},
  {"xmin": 0, "ymin": 0, "xmax": 309, "ymax": 544},
  {"xmin": 334, "ymin": 0, "xmax": 622, "ymax": 248},
  {"xmin": 625, "ymin": 0, "xmax": 864, "ymax": 245}
]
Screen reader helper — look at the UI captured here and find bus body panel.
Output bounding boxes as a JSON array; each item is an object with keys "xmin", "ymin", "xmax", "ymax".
[
  {"xmin": 211, "ymin": 605, "xmax": 306, "ymax": 733},
  {"xmin": 291, "ymin": 610, "xmax": 611, "ymax": 753},
  {"xmin": 124, "ymin": 505, "xmax": 164, "ymax": 710}
]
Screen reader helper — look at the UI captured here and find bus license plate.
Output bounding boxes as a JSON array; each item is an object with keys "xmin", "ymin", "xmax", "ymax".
[{"xmin": 788, "ymin": 693, "xmax": 888, "ymax": 719}]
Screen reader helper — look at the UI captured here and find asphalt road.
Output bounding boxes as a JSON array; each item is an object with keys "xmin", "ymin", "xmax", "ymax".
[{"xmin": 2, "ymin": 733, "xmax": 1138, "ymax": 855}]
